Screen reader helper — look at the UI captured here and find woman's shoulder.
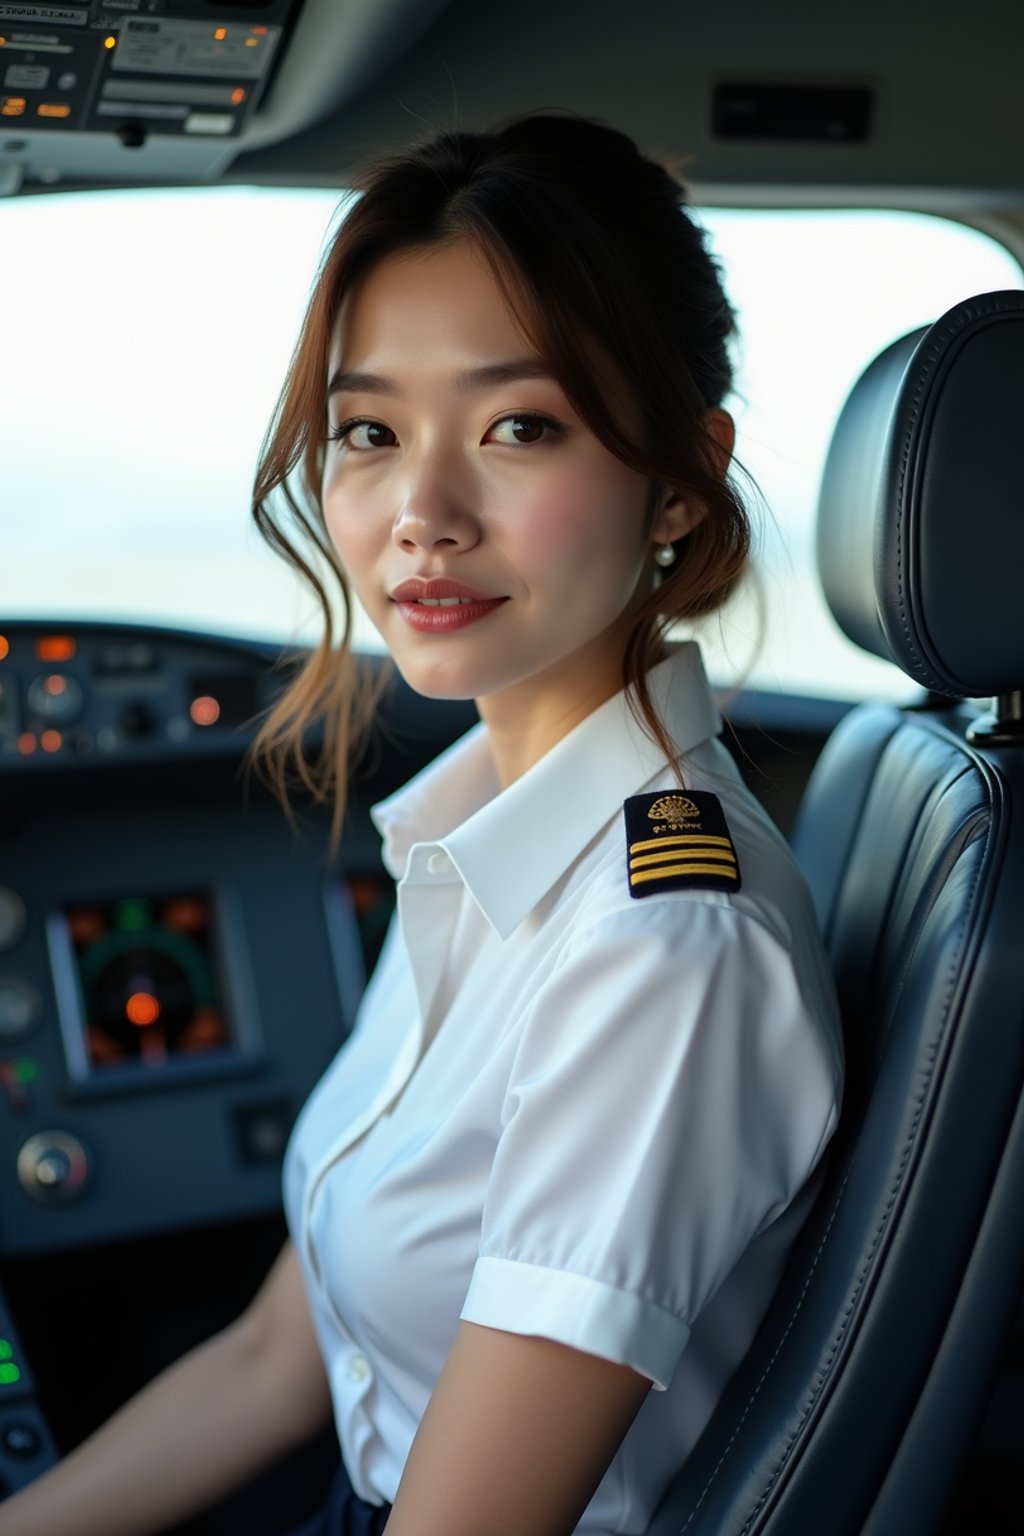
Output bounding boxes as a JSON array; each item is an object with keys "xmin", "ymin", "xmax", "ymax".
[
  {"xmin": 574, "ymin": 736, "xmax": 815, "ymax": 946},
  {"xmin": 560, "ymin": 735, "xmax": 842, "ymax": 1066}
]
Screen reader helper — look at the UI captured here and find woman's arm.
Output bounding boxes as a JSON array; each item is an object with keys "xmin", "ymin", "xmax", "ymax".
[
  {"xmin": 384, "ymin": 1321, "xmax": 652, "ymax": 1536},
  {"xmin": 0, "ymin": 1239, "xmax": 333, "ymax": 1536}
]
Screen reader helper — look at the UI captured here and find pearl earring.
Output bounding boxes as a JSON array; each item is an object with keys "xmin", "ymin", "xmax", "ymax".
[{"xmin": 655, "ymin": 543, "xmax": 677, "ymax": 568}]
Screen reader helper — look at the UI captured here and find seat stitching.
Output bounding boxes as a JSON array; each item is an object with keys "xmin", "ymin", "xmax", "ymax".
[
  {"xmin": 678, "ymin": 1165, "xmax": 850, "ymax": 1530},
  {"xmin": 893, "ymin": 296, "xmax": 1024, "ymax": 691},
  {"xmin": 893, "ymin": 332, "xmax": 933, "ymax": 685},
  {"xmin": 678, "ymin": 793, "xmax": 994, "ymax": 1534}
]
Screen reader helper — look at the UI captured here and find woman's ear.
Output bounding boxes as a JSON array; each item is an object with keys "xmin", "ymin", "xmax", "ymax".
[
  {"xmin": 704, "ymin": 408, "xmax": 735, "ymax": 478},
  {"xmin": 652, "ymin": 487, "xmax": 705, "ymax": 545},
  {"xmin": 650, "ymin": 407, "xmax": 736, "ymax": 548}
]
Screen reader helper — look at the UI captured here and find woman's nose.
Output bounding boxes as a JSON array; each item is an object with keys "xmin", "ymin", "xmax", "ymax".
[{"xmin": 392, "ymin": 459, "xmax": 481, "ymax": 553}]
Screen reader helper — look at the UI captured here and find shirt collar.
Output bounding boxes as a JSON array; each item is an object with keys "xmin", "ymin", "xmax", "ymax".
[{"xmin": 371, "ymin": 642, "xmax": 721, "ymax": 940}]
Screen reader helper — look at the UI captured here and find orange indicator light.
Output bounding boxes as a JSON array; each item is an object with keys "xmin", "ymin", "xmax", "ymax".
[
  {"xmin": 37, "ymin": 103, "xmax": 71, "ymax": 118},
  {"xmin": 214, "ymin": 26, "xmax": 227, "ymax": 40},
  {"xmin": 0, "ymin": 636, "xmax": 8, "ymax": 661},
  {"xmin": 190, "ymin": 695, "xmax": 220, "ymax": 727},
  {"xmin": 17, "ymin": 733, "xmax": 35, "ymax": 756},
  {"xmin": 126, "ymin": 992, "xmax": 160, "ymax": 1027},
  {"xmin": 40, "ymin": 730, "xmax": 62, "ymax": 753},
  {"xmin": 44, "ymin": 675, "xmax": 67, "ymax": 696},
  {"xmin": 252, "ymin": 25, "xmax": 268, "ymax": 35},
  {"xmin": 36, "ymin": 636, "xmax": 75, "ymax": 661},
  {"xmin": 104, "ymin": 35, "xmax": 116, "ymax": 49},
  {"xmin": 230, "ymin": 87, "xmax": 245, "ymax": 105},
  {"xmin": 1, "ymin": 98, "xmax": 26, "ymax": 117}
]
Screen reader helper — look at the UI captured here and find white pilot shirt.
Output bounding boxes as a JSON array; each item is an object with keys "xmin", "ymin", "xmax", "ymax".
[{"xmin": 282, "ymin": 642, "xmax": 844, "ymax": 1535}]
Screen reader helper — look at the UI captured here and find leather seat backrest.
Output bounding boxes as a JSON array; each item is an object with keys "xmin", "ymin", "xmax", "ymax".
[{"xmin": 648, "ymin": 291, "xmax": 1024, "ymax": 1536}]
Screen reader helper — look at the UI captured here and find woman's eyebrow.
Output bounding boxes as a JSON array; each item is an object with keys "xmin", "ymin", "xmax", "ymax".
[
  {"xmin": 457, "ymin": 359, "xmax": 556, "ymax": 390},
  {"xmin": 326, "ymin": 358, "xmax": 556, "ymax": 398}
]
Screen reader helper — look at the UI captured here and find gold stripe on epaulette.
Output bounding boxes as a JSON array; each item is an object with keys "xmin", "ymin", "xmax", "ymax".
[
  {"xmin": 628, "ymin": 834, "xmax": 733, "ymax": 856},
  {"xmin": 629, "ymin": 847, "xmax": 737, "ymax": 871},
  {"xmin": 630, "ymin": 862, "xmax": 739, "ymax": 886}
]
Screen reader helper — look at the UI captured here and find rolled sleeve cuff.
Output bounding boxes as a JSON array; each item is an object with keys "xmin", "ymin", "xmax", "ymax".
[{"xmin": 460, "ymin": 1256, "xmax": 690, "ymax": 1392}]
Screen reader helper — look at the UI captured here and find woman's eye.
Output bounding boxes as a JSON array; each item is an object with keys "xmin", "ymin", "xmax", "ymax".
[
  {"xmin": 488, "ymin": 413, "xmax": 564, "ymax": 446},
  {"xmin": 329, "ymin": 419, "xmax": 397, "ymax": 450}
]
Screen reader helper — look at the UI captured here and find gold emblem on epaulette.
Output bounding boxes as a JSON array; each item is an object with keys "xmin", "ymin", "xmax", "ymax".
[{"xmin": 647, "ymin": 794, "xmax": 701, "ymax": 830}]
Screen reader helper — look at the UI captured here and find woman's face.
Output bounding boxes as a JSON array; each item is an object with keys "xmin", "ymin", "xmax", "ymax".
[{"xmin": 321, "ymin": 239, "xmax": 699, "ymax": 742}]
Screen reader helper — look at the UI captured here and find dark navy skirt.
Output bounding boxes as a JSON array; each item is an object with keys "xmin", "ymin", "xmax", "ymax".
[{"xmin": 286, "ymin": 1458, "xmax": 393, "ymax": 1536}]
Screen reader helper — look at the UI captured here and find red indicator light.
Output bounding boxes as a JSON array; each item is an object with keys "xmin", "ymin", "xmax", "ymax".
[
  {"xmin": 126, "ymin": 992, "xmax": 160, "ymax": 1027},
  {"xmin": 68, "ymin": 908, "xmax": 104, "ymax": 944},
  {"xmin": 40, "ymin": 730, "xmax": 62, "ymax": 753},
  {"xmin": 190, "ymin": 695, "xmax": 220, "ymax": 727},
  {"xmin": 163, "ymin": 897, "xmax": 207, "ymax": 933},
  {"xmin": 17, "ymin": 734, "xmax": 36, "ymax": 755},
  {"xmin": 252, "ymin": 25, "xmax": 268, "ymax": 34},
  {"xmin": 188, "ymin": 1008, "xmax": 224, "ymax": 1047},
  {"xmin": 44, "ymin": 675, "xmax": 67, "ymax": 696},
  {"xmin": 36, "ymin": 636, "xmax": 75, "ymax": 661},
  {"xmin": 230, "ymin": 87, "xmax": 245, "ymax": 105},
  {"xmin": 0, "ymin": 636, "xmax": 9, "ymax": 660}
]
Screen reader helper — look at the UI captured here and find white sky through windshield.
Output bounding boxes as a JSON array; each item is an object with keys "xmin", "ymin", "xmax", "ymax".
[{"xmin": 2, "ymin": 189, "xmax": 1020, "ymax": 698}]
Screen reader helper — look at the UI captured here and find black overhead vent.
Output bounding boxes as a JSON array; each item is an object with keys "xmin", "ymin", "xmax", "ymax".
[{"xmin": 712, "ymin": 83, "xmax": 874, "ymax": 143}]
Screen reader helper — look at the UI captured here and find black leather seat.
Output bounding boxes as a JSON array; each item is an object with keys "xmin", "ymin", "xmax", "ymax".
[{"xmin": 648, "ymin": 290, "xmax": 1024, "ymax": 1536}]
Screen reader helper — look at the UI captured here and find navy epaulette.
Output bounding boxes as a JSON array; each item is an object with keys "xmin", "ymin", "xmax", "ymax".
[{"xmin": 623, "ymin": 791, "xmax": 741, "ymax": 898}]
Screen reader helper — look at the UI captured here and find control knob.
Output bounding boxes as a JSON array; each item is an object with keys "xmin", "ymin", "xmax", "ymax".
[
  {"xmin": 0, "ymin": 978, "xmax": 41, "ymax": 1040},
  {"xmin": 16, "ymin": 1131, "xmax": 89, "ymax": 1205},
  {"xmin": 26, "ymin": 674, "xmax": 83, "ymax": 725},
  {"xmin": 0, "ymin": 888, "xmax": 27, "ymax": 953},
  {"xmin": 118, "ymin": 703, "xmax": 156, "ymax": 740}
]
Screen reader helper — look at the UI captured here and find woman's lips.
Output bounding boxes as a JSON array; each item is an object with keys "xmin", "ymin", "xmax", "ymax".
[
  {"xmin": 394, "ymin": 594, "xmax": 508, "ymax": 632},
  {"xmin": 390, "ymin": 577, "xmax": 508, "ymax": 632}
]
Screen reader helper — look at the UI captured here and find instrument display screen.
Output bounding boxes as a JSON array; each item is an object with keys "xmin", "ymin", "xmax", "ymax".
[{"xmin": 55, "ymin": 892, "xmax": 232, "ymax": 1076}]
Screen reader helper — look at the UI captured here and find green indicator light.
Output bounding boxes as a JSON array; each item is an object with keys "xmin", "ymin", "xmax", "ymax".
[
  {"xmin": 0, "ymin": 1363, "xmax": 21, "ymax": 1385},
  {"xmin": 0, "ymin": 1340, "xmax": 12, "ymax": 1361},
  {"xmin": 13, "ymin": 1060, "xmax": 37, "ymax": 1085},
  {"xmin": 115, "ymin": 899, "xmax": 151, "ymax": 931}
]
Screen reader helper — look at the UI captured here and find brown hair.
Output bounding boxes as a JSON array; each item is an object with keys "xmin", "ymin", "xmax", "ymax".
[{"xmin": 247, "ymin": 111, "xmax": 752, "ymax": 852}]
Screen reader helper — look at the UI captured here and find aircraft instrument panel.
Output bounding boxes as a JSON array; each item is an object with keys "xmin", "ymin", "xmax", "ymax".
[{"xmin": 0, "ymin": 620, "xmax": 406, "ymax": 1259}]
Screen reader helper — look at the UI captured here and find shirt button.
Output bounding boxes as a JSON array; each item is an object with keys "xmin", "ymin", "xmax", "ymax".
[
  {"xmin": 426, "ymin": 850, "xmax": 451, "ymax": 875},
  {"xmin": 347, "ymin": 1352, "xmax": 371, "ymax": 1382}
]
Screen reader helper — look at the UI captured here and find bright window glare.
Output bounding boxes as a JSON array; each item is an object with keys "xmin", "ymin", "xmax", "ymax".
[
  {"xmin": 697, "ymin": 209, "xmax": 1022, "ymax": 697},
  {"xmin": 1, "ymin": 189, "xmax": 1020, "ymax": 699},
  {"xmin": 2, "ymin": 187, "xmax": 353, "ymax": 645}
]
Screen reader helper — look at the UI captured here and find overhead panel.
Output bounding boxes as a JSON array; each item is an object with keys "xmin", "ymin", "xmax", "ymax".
[{"xmin": 0, "ymin": 0, "xmax": 300, "ymax": 146}]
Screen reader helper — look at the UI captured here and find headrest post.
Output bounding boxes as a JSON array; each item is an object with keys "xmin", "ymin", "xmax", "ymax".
[{"xmin": 966, "ymin": 691, "xmax": 1024, "ymax": 746}]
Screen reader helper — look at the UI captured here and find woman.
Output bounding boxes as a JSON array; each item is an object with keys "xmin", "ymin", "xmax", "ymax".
[{"xmin": 0, "ymin": 113, "xmax": 842, "ymax": 1536}]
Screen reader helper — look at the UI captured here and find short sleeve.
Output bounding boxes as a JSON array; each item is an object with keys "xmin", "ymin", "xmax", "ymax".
[{"xmin": 460, "ymin": 899, "xmax": 840, "ymax": 1390}]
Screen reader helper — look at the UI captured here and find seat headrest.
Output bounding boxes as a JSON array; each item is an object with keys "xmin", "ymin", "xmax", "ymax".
[{"xmin": 816, "ymin": 289, "xmax": 1024, "ymax": 697}]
